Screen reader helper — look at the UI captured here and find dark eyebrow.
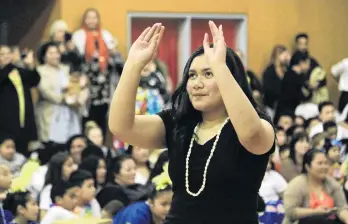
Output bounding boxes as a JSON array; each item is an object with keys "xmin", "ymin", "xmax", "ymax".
[{"xmin": 188, "ymin": 68, "xmax": 211, "ymax": 73}]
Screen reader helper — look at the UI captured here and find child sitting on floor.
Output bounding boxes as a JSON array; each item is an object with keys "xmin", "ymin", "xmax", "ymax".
[
  {"xmin": 40, "ymin": 182, "xmax": 79, "ymax": 224},
  {"xmin": 69, "ymin": 169, "xmax": 101, "ymax": 218},
  {"xmin": 3, "ymin": 190, "xmax": 39, "ymax": 224}
]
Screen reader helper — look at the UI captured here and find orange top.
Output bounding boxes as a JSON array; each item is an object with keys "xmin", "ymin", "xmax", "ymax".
[
  {"xmin": 309, "ymin": 190, "xmax": 334, "ymax": 209},
  {"xmin": 83, "ymin": 27, "xmax": 109, "ymax": 72}
]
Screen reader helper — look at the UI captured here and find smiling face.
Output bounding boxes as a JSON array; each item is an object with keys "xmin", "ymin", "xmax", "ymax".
[
  {"xmin": 115, "ymin": 158, "xmax": 136, "ymax": 186},
  {"xmin": 306, "ymin": 153, "xmax": 329, "ymax": 180},
  {"xmin": 84, "ymin": 10, "xmax": 100, "ymax": 30},
  {"xmin": 186, "ymin": 55, "xmax": 224, "ymax": 112},
  {"xmin": 70, "ymin": 137, "xmax": 87, "ymax": 164},
  {"xmin": 45, "ymin": 45, "xmax": 61, "ymax": 66}
]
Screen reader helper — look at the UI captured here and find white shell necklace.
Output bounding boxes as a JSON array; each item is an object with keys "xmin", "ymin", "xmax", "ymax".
[{"xmin": 185, "ymin": 117, "xmax": 230, "ymax": 197}]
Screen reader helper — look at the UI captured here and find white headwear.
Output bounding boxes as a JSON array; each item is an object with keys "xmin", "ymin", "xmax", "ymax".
[{"xmin": 49, "ymin": 20, "xmax": 68, "ymax": 36}]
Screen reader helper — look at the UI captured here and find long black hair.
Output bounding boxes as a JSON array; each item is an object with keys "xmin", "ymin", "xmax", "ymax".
[
  {"xmin": 107, "ymin": 154, "xmax": 134, "ymax": 183},
  {"xmin": 3, "ymin": 191, "xmax": 32, "ymax": 216},
  {"xmin": 44, "ymin": 151, "xmax": 71, "ymax": 186},
  {"xmin": 289, "ymin": 132, "xmax": 309, "ymax": 165},
  {"xmin": 65, "ymin": 134, "xmax": 89, "ymax": 151},
  {"xmin": 171, "ymin": 45, "xmax": 270, "ymax": 149},
  {"xmin": 79, "ymin": 155, "xmax": 106, "ymax": 187}
]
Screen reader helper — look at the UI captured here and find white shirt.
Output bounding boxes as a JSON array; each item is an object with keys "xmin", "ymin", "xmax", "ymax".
[
  {"xmin": 295, "ymin": 102, "xmax": 319, "ymax": 119},
  {"xmin": 39, "ymin": 184, "xmax": 53, "ymax": 210},
  {"xmin": 134, "ymin": 172, "xmax": 149, "ymax": 185},
  {"xmin": 331, "ymin": 58, "xmax": 348, "ymax": 92},
  {"xmin": 72, "ymin": 29, "xmax": 117, "ymax": 55},
  {"xmin": 41, "ymin": 206, "xmax": 77, "ymax": 224},
  {"xmin": 28, "ymin": 165, "xmax": 48, "ymax": 198},
  {"xmin": 259, "ymin": 170, "xmax": 287, "ymax": 203}
]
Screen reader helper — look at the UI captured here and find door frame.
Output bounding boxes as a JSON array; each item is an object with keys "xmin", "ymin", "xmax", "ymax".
[{"xmin": 127, "ymin": 12, "xmax": 248, "ymax": 84}]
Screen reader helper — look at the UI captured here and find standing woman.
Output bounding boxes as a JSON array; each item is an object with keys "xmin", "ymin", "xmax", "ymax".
[
  {"xmin": 72, "ymin": 8, "xmax": 123, "ymax": 136},
  {"xmin": 108, "ymin": 22, "xmax": 275, "ymax": 223},
  {"xmin": 262, "ymin": 45, "xmax": 291, "ymax": 119}
]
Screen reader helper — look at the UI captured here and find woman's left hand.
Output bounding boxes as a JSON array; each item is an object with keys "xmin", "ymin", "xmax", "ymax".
[{"xmin": 203, "ymin": 21, "xmax": 226, "ymax": 65}]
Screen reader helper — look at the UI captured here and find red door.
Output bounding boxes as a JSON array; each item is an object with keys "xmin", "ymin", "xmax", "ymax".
[
  {"xmin": 131, "ymin": 18, "xmax": 180, "ymax": 87},
  {"xmin": 191, "ymin": 19, "xmax": 238, "ymax": 53}
]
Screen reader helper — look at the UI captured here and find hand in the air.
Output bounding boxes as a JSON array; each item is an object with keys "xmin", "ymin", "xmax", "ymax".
[
  {"xmin": 23, "ymin": 50, "xmax": 35, "ymax": 69},
  {"xmin": 203, "ymin": 21, "xmax": 227, "ymax": 65},
  {"xmin": 127, "ymin": 23, "xmax": 164, "ymax": 68}
]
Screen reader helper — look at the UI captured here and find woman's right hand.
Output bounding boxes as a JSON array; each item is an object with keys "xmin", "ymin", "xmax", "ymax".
[
  {"xmin": 315, "ymin": 206, "xmax": 338, "ymax": 215},
  {"xmin": 127, "ymin": 23, "xmax": 164, "ymax": 69}
]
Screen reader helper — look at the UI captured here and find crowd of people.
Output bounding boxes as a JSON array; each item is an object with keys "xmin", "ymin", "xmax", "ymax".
[{"xmin": 0, "ymin": 7, "xmax": 348, "ymax": 224}]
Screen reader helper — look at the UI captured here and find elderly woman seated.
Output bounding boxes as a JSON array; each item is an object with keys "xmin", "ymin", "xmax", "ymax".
[{"xmin": 283, "ymin": 149, "xmax": 348, "ymax": 224}]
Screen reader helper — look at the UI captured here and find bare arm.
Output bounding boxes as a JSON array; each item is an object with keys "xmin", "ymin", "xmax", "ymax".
[
  {"xmin": 108, "ymin": 63, "xmax": 165, "ymax": 149},
  {"xmin": 108, "ymin": 24, "xmax": 166, "ymax": 149},
  {"xmin": 205, "ymin": 22, "xmax": 274, "ymax": 155},
  {"xmin": 211, "ymin": 64, "xmax": 274, "ymax": 154}
]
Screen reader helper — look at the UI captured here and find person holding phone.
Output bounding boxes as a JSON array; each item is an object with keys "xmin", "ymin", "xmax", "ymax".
[
  {"xmin": 283, "ymin": 149, "xmax": 348, "ymax": 224},
  {"xmin": 0, "ymin": 45, "xmax": 40, "ymax": 157}
]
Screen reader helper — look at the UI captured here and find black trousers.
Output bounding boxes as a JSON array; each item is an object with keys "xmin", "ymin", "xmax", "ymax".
[{"xmin": 298, "ymin": 213, "xmax": 344, "ymax": 224}]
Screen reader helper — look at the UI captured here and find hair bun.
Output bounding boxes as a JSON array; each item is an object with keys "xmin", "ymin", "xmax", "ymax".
[{"xmin": 85, "ymin": 121, "xmax": 99, "ymax": 129}]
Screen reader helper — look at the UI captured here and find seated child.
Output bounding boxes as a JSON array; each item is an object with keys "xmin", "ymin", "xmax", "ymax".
[
  {"xmin": 0, "ymin": 165, "xmax": 12, "ymax": 198},
  {"xmin": 0, "ymin": 165, "xmax": 13, "ymax": 223},
  {"xmin": 324, "ymin": 139, "xmax": 344, "ymax": 183},
  {"xmin": 68, "ymin": 169, "xmax": 101, "ymax": 218},
  {"xmin": 0, "ymin": 136, "xmax": 26, "ymax": 177},
  {"xmin": 311, "ymin": 132, "xmax": 325, "ymax": 151},
  {"xmin": 3, "ymin": 191, "xmax": 39, "ymax": 224},
  {"xmin": 40, "ymin": 182, "xmax": 79, "ymax": 224},
  {"xmin": 113, "ymin": 168, "xmax": 173, "ymax": 224}
]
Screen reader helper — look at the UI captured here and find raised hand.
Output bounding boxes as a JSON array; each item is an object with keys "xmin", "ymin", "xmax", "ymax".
[
  {"xmin": 127, "ymin": 23, "xmax": 165, "ymax": 68},
  {"xmin": 23, "ymin": 50, "xmax": 35, "ymax": 69},
  {"xmin": 203, "ymin": 21, "xmax": 227, "ymax": 65}
]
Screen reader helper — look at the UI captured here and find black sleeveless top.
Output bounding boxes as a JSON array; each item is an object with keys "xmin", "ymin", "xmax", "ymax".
[{"xmin": 158, "ymin": 110, "xmax": 275, "ymax": 224}]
